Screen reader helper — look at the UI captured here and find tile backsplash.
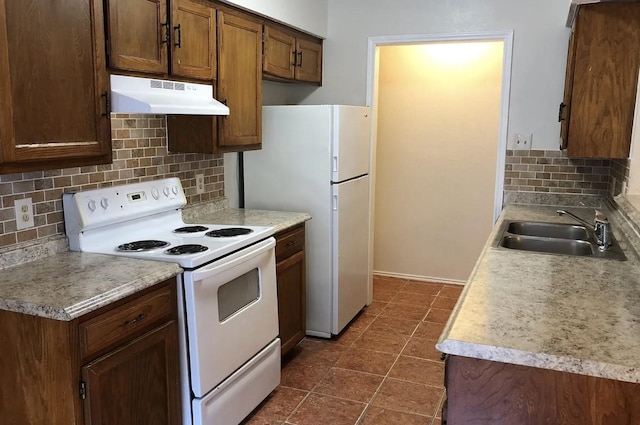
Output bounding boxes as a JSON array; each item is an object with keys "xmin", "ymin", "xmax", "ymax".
[
  {"xmin": 0, "ymin": 114, "xmax": 224, "ymax": 251},
  {"xmin": 504, "ymin": 150, "xmax": 611, "ymax": 196}
]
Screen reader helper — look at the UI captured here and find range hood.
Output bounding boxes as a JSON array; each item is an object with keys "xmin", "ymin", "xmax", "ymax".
[{"xmin": 110, "ymin": 75, "xmax": 230, "ymax": 115}]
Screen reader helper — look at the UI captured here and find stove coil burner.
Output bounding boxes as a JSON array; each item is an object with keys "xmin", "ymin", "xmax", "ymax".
[
  {"xmin": 165, "ymin": 244, "xmax": 209, "ymax": 255},
  {"xmin": 206, "ymin": 227, "xmax": 254, "ymax": 238},
  {"xmin": 173, "ymin": 226, "xmax": 209, "ymax": 233},
  {"xmin": 117, "ymin": 240, "xmax": 170, "ymax": 252}
]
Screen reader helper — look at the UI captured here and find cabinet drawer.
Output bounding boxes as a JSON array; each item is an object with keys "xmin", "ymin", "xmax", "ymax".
[
  {"xmin": 275, "ymin": 225, "xmax": 305, "ymax": 263},
  {"xmin": 79, "ymin": 284, "xmax": 175, "ymax": 359}
]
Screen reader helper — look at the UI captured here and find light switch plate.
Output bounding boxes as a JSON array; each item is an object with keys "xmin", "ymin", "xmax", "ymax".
[
  {"xmin": 512, "ymin": 133, "xmax": 533, "ymax": 150},
  {"xmin": 15, "ymin": 198, "xmax": 34, "ymax": 230}
]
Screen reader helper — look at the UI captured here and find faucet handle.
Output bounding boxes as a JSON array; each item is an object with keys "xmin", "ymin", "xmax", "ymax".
[{"xmin": 594, "ymin": 210, "xmax": 609, "ymax": 224}]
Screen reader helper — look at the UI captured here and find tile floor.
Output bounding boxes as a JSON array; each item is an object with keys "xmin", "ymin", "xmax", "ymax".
[{"xmin": 242, "ymin": 275, "xmax": 463, "ymax": 425}]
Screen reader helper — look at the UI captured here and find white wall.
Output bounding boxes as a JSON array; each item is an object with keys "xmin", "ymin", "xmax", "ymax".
[
  {"xmin": 221, "ymin": 0, "xmax": 328, "ymax": 37},
  {"xmin": 289, "ymin": 0, "xmax": 571, "ymax": 150}
]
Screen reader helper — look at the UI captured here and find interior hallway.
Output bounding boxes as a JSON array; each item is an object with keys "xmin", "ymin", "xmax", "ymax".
[{"xmin": 243, "ymin": 275, "xmax": 463, "ymax": 425}]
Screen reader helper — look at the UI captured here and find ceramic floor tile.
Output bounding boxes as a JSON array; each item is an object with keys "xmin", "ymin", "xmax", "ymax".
[
  {"xmin": 388, "ymin": 356, "xmax": 444, "ymax": 387},
  {"xmin": 291, "ymin": 338, "xmax": 348, "ymax": 365},
  {"xmin": 379, "ymin": 302, "xmax": 430, "ymax": 321},
  {"xmin": 362, "ymin": 301, "xmax": 388, "ymax": 316},
  {"xmin": 401, "ymin": 281, "xmax": 443, "ymax": 296},
  {"xmin": 430, "ymin": 296, "xmax": 458, "ymax": 310},
  {"xmin": 414, "ymin": 321, "xmax": 446, "ymax": 339},
  {"xmin": 280, "ymin": 359, "xmax": 332, "ymax": 391},
  {"xmin": 372, "ymin": 288, "xmax": 398, "ymax": 302},
  {"xmin": 334, "ymin": 347, "xmax": 398, "ymax": 376},
  {"xmin": 359, "ymin": 406, "xmax": 433, "ymax": 425},
  {"xmin": 245, "ymin": 386, "xmax": 308, "ymax": 422},
  {"xmin": 391, "ymin": 291, "xmax": 436, "ymax": 307},
  {"xmin": 424, "ymin": 308, "xmax": 452, "ymax": 324},
  {"xmin": 371, "ymin": 378, "xmax": 443, "ymax": 417},
  {"xmin": 373, "ymin": 276, "xmax": 407, "ymax": 291},
  {"xmin": 439, "ymin": 284, "xmax": 464, "ymax": 298},
  {"xmin": 368, "ymin": 316, "xmax": 420, "ymax": 336},
  {"xmin": 354, "ymin": 328, "xmax": 410, "ymax": 354},
  {"xmin": 313, "ymin": 368, "xmax": 383, "ymax": 403},
  {"xmin": 402, "ymin": 337, "xmax": 442, "ymax": 361},
  {"xmin": 286, "ymin": 393, "xmax": 366, "ymax": 425},
  {"xmin": 242, "ymin": 415, "xmax": 285, "ymax": 425}
]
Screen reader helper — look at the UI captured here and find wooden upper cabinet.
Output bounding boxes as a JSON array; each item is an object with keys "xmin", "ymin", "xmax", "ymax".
[
  {"xmin": 561, "ymin": 2, "xmax": 640, "ymax": 158},
  {"xmin": 105, "ymin": 0, "xmax": 168, "ymax": 74},
  {"xmin": 295, "ymin": 38, "xmax": 322, "ymax": 84},
  {"xmin": 105, "ymin": 0, "xmax": 215, "ymax": 81},
  {"xmin": 0, "ymin": 0, "xmax": 111, "ymax": 173},
  {"xmin": 263, "ymin": 24, "xmax": 323, "ymax": 85},
  {"xmin": 263, "ymin": 26, "xmax": 296, "ymax": 79},
  {"xmin": 170, "ymin": 0, "xmax": 216, "ymax": 80},
  {"xmin": 218, "ymin": 11, "xmax": 262, "ymax": 148}
]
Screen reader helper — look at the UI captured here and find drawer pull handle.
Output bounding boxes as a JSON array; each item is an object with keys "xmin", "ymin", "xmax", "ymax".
[
  {"xmin": 286, "ymin": 241, "xmax": 296, "ymax": 247},
  {"xmin": 124, "ymin": 313, "xmax": 147, "ymax": 327}
]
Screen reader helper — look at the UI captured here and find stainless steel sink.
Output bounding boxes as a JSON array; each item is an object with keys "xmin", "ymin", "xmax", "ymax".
[
  {"xmin": 506, "ymin": 221, "xmax": 590, "ymax": 241},
  {"xmin": 495, "ymin": 220, "xmax": 626, "ymax": 261}
]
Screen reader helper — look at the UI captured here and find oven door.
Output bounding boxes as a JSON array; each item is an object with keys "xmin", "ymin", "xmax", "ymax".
[{"xmin": 182, "ymin": 237, "xmax": 278, "ymax": 398}]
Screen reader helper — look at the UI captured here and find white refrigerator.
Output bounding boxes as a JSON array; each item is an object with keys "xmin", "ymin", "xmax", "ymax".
[{"xmin": 244, "ymin": 105, "xmax": 371, "ymax": 337}]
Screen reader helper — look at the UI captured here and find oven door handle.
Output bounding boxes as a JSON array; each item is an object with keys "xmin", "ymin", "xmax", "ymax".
[{"xmin": 190, "ymin": 237, "xmax": 275, "ymax": 282}]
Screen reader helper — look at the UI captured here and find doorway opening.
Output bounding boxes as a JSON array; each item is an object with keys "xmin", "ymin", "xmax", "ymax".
[{"xmin": 366, "ymin": 33, "xmax": 513, "ymax": 291}]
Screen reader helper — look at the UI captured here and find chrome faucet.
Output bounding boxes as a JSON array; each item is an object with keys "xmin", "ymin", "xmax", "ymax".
[{"xmin": 557, "ymin": 209, "xmax": 612, "ymax": 250}]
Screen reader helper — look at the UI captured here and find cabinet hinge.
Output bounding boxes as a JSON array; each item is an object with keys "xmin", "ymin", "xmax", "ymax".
[{"xmin": 79, "ymin": 381, "xmax": 87, "ymax": 400}]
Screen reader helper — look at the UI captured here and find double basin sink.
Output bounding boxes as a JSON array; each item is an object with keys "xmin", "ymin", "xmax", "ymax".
[{"xmin": 496, "ymin": 220, "xmax": 626, "ymax": 261}]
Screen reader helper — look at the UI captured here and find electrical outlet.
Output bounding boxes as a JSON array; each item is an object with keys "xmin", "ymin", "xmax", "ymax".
[
  {"xmin": 513, "ymin": 133, "xmax": 533, "ymax": 150},
  {"xmin": 196, "ymin": 174, "xmax": 205, "ymax": 195},
  {"xmin": 14, "ymin": 198, "xmax": 34, "ymax": 230}
]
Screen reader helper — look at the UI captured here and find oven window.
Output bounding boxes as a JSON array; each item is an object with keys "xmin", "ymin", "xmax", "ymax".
[{"xmin": 217, "ymin": 269, "xmax": 260, "ymax": 321}]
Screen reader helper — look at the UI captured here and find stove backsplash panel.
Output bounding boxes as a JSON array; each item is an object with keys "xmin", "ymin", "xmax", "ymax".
[{"xmin": 0, "ymin": 114, "xmax": 224, "ymax": 251}]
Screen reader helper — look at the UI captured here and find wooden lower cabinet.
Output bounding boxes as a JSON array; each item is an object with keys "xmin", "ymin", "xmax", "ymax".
[
  {"xmin": 275, "ymin": 224, "xmax": 306, "ymax": 356},
  {"xmin": 444, "ymin": 355, "xmax": 640, "ymax": 424},
  {"xmin": 0, "ymin": 278, "xmax": 180, "ymax": 425}
]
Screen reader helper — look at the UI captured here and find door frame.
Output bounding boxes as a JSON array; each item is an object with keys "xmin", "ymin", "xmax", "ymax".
[{"xmin": 364, "ymin": 32, "xmax": 513, "ymax": 299}]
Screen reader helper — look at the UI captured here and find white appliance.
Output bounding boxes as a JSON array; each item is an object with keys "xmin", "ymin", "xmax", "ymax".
[
  {"xmin": 110, "ymin": 75, "xmax": 230, "ymax": 115},
  {"xmin": 244, "ymin": 105, "xmax": 372, "ymax": 337},
  {"xmin": 63, "ymin": 178, "xmax": 279, "ymax": 425}
]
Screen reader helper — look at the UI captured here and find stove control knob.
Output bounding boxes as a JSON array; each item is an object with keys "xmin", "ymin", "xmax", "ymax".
[
  {"xmin": 100, "ymin": 198, "xmax": 109, "ymax": 210},
  {"xmin": 171, "ymin": 186, "xmax": 179, "ymax": 195},
  {"xmin": 163, "ymin": 186, "xmax": 170, "ymax": 197},
  {"xmin": 87, "ymin": 199, "xmax": 97, "ymax": 212},
  {"xmin": 151, "ymin": 188, "xmax": 160, "ymax": 200}
]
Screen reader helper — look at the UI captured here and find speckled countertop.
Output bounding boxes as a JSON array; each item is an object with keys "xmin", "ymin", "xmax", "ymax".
[
  {"xmin": 0, "ymin": 204, "xmax": 309, "ymax": 321},
  {"xmin": 436, "ymin": 202, "xmax": 640, "ymax": 384},
  {"xmin": 183, "ymin": 206, "xmax": 311, "ymax": 233},
  {"xmin": 0, "ymin": 252, "xmax": 181, "ymax": 321}
]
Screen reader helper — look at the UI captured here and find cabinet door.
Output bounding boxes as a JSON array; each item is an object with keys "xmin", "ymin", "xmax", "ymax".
[
  {"xmin": 276, "ymin": 250, "xmax": 306, "ymax": 356},
  {"xmin": 217, "ymin": 11, "xmax": 262, "ymax": 148},
  {"xmin": 171, "ymin": 0, "xmax": 216, "ymax": 80},
  {"xmin": 263, "ymin": 26, "xmax": 296, "ymax": 80},
  {"xmin": 82, "ymin": 321, "xmax": 181, "ymax": 425},
  {"xmin": 295, "ymin": 38, "xmax": 322, "ymax": 84},
  {"xmin": 566, "ymin": 3, "xmax": 640, "ymax": 158},
  {"xmin": 0, "ymin": 0, "xmax": 111, "ymax": 173},
  {"xmin": 106, "ymin": 0, "xmax": 168, "ymax": 74},
  {"xmin": 559, "ymin": 30, "xmax": 577, "ymax": 151}
]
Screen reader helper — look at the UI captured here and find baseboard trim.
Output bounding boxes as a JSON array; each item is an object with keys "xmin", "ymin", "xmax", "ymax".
[{"xmin": 373, "ymin": 270, "xmax": 466, "ymax": 286}]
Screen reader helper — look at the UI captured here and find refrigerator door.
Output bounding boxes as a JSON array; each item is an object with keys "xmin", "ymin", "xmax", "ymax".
[
  {"xmin": 332, "ymin": 174, "xmax": 370, "ymax": 334},
  {"xmin": 332, "ymin": 106, "xmax": 371, "ymax": 183}
]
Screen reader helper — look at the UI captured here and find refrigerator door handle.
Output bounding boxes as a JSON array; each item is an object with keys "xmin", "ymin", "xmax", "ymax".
[
  {"xmin": 333, "ymin": 194, "xmax": 338, "ymax": 211},
  {"xmin": 333, "ymin": 155, "xmax": 338, "ymax": 173}
]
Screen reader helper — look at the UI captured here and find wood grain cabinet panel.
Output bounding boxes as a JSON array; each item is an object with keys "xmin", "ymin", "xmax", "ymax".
[
  {"xmin": 445, "ymin": 355, "xmax": 640, "ymax": 424},
  {"xmin": 275, "ymin": 224, "xmax": 306, "ymax": 356},
  {"xmin": 560, "ymin": 2, "xmax": 640, "ymax": 158},
  {"xmin": 0, "ymin": 278, "xmax": 180, "ymax": 425},
  {"xmin": 0, "ymin": 0, "xmax": 111, "ymax": 173},
  {"xmin": 170, "ymin": 0, "xmax": 216, "ymax": 80},
  {"xmin": 263, "ymin": 24, "xmax": 323, "ymax": 85}
]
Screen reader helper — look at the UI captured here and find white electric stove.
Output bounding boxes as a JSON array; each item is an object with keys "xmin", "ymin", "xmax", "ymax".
[{"xmin": 63, "ymin": 178, "xmax": 281, "ymax": 425}]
